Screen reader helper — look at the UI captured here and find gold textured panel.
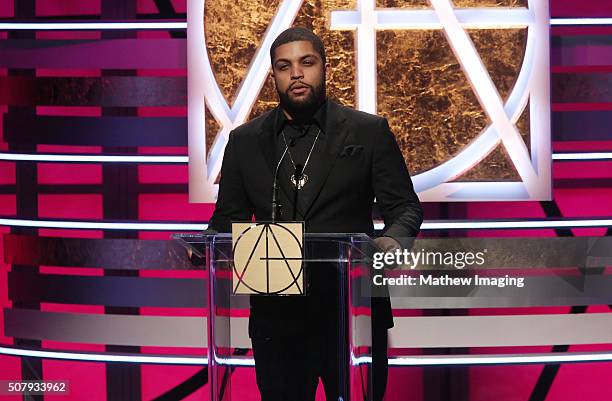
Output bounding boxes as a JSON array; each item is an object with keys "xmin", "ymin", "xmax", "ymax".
[
  {"xmin": 204, "ymin": 0, "xmax": 281, "ymax": 106},
  {"xmin": 204, "ymin": 0, "xmax": 530, "ymax": 181},
  {"xmin": 377, "ymin": 0, "xmax": 429, "ymax": 7},
  {"xmin": 377, "ymin": 30, "xmax": 488, "ymax": 174},
  {"xmin": 517, "ymin": 100, "xmax": 530, "ymax": 156},
  {"xmin": 377, "ymin": 0, "xmax": 526, "ymax": 7},
  {"xmin": 469, "ymin": 29, "xmax": 526, "ymax": 102},
  {"xmin": 204, "ymin": 104, "xmax": 219, "ymax": 156},
  {"xmin": 454, "ymin": 145, "xmax": 520, "ymax": 181}
]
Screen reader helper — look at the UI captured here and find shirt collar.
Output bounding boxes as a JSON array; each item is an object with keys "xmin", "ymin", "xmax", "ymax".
[{"xmin": 274, "ymin": 99, "xmax": 327, "ymax": 135}]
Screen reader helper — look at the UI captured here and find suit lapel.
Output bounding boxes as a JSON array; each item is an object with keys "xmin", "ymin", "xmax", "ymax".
[
  {"xmin": 258, "ymin": 111, "xmax": 277, "ymax": 176},
  {"xmin": 301, "ymin": 101, "xmax": 350, "ymax": 219}
]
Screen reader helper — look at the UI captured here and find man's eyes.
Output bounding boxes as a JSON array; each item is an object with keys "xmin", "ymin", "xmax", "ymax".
[{"xmin": 276, "ymin": 60, "xmax": 315, "ymax": 70}]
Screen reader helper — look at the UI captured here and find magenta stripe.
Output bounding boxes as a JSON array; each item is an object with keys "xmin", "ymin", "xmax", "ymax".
[
  {"xmin": 0, "ymin": 39, "xmax": 185, "ymax": 69},
  {"xmin": 552, "ymin": 45, "xmax": 612, "ymax": 66}
]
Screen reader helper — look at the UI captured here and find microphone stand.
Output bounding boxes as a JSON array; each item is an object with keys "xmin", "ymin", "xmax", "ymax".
[
  {"xmin": 292, "ymin": 164, "xmax": 303, "ymax": 221},
  {"xmin": 271, "ymin": 146, "xmax": 289, "ymax": 222}
]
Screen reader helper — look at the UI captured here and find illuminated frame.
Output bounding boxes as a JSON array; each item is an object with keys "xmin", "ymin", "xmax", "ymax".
[
  {"xmin": 188, "ymin": 0, "xmax": 551, "ymax": 202},
  {"xmin": 4, "ymin": 345, "xmax": 612, "ymax": 366},
  {"xmin": 2, "ymin": 217, "xmax": 612, "ymax": 231}
]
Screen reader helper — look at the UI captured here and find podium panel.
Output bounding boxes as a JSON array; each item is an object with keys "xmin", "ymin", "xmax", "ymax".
[{"xmin": 176, "ymin": 232, "xmax": 377, "ymax": 401}]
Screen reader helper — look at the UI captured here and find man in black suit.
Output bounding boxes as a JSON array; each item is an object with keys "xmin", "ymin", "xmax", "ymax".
[{"xmin": 207, "ymin": 27, "xmax": 422, "ymax": 401}]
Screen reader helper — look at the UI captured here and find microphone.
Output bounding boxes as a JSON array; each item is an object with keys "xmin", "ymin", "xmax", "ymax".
[
  {"xmin": 289, "ymin": 137, "xmax": 297, "ymax": 147},
  {"xmin": 271, "ymin": 145, "xmax": 289, "ymax": 222}
]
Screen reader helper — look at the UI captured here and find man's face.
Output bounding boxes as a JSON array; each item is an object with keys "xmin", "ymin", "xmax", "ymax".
[{"xmin": 271, "ymin": 40, "xmax": 326, "ymax": 115}]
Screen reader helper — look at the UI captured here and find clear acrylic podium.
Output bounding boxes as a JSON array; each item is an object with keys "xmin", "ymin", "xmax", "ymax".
[{"xmin": 174, "ymin": 232, "xmax": 376, "ymax": 401}]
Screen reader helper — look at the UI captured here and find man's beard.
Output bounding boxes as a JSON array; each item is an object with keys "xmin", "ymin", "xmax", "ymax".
[{"xmin": 278, "ymin": 80, "xmax": 325, "ymax": 120}]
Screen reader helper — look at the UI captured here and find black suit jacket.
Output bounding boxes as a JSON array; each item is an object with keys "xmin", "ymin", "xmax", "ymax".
[{"xmin": 208, "ymin": 100, "xmax": 423, "ymax": 337}]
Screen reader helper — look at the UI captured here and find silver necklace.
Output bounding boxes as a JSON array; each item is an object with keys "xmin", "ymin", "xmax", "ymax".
[{"xmin": 281, "ymin": 127, "xmax": 321, "ymax": 189}]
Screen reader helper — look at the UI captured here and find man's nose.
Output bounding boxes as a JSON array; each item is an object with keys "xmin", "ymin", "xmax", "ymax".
[{"xmin": 290, "ymin": 64, "xmax": 303, "ymax": 79}]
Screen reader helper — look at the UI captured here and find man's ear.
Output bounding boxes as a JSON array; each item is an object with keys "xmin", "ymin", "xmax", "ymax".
[
  {"xmin": 325, "ymin": 63, "xmax": 330, "ymax": 81},
  {"xmin": 269, "ymin": 70, "xmax": 276, "ymax": 85}
]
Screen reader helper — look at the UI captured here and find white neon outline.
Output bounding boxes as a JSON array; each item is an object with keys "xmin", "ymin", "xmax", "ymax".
[
  {"xmin": 553, "ymin": 152, "xmax": 612, "ymax": 161},
  {"xmin": 0, "ymin": 153, "xmax": 188, "ymax": 163},
  {"xmin": 0, "ymin": 18, "xmax": 610, "ymax": 30},
  {"xmin": 0, "ymin": 22, "xmax": 187, "ymax": 30},
  {"xmin": 186, "ymin": 7, "xmax": 612, "ymax": 201},
  {"xmin": 2, "ymin": 346, "xmax": 612, "ymax": 366},
  {"xmin": 0, "ymin": 218, "xmax": 208, "ymax": 231},
  {"xmin": 0, "ymin": 152, "xmax": 607, "ymax": 163},
  {"xmin": 1, "ymin": 217, "xmax": 611, "ymax": 231},
  {"xmin": 386, "ymin": 352, "xmax": 612, "ymax": 366},
  {"xmin": 329, "ymin": 1, "xmax": 551, "ymax": 202},
  {"xmin": 0, "ymin": 346, "xmax": 206, "ymax": 365},
  {"xmin": 331, "ymin": 8, "xmax": 535, "ymax": 33},
  {"xmin": 550, "ymin": 18, "xmax": 612, "ymax": 26},
  {"xmin": 214, "ymin": 355, "xmax": 255, "ymax": 366},
  {"xmin": 420, "ymin": 219, "xmax": 612, "ymax": 230}
]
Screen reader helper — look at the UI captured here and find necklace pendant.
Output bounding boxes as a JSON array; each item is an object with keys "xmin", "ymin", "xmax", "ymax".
[{"xmin": 291, "ymin": 173, "xmax": 308, "ymax": 189}]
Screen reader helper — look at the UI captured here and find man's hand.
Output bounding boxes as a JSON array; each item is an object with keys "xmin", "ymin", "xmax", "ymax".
[
  {"xmin": 186, "ymin": 248, "xmax": 205, "ymax": 266},
  {"xmin": 373, "ymin": 236, "xmax": 402, "ymax": 271},
  {"xmin": 374, "ymin": 236, "xmax": 401, "ymax": 252}
]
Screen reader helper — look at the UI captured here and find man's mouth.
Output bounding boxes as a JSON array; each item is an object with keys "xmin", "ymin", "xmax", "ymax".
[{"xmin": 289, "ymin": 84, "xmax": 310, "ymax": 95}]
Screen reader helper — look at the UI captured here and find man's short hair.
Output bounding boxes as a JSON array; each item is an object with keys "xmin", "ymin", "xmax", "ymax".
[{"xmin": 269, "ymin": 27, "xmax": 326, "ymax": 65}]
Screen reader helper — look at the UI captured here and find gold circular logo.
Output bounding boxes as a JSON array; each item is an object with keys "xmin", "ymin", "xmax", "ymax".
[{"xmin": 232, "ymin": 223, "xmax": 304, "ymax": 295}]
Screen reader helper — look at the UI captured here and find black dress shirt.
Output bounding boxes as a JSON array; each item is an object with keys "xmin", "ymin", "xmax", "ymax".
[{"xmin": 273, "ymin": 101, "xmax": 327, "ymax": 220}]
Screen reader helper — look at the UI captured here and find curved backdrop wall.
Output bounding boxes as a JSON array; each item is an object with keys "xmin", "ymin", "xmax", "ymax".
[{"xmin": 1, "ymin": 0, "xmax": 612, "ymax": 400}]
